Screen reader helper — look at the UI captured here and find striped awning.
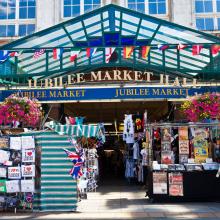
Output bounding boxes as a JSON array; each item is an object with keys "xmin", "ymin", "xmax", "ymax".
[{"xmin": 46, "ymin": 121, "xmax": 105, "ymax": 142}]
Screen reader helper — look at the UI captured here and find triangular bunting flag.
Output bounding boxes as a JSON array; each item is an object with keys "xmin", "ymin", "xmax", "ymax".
[
  {"xmin": 141, "ymin": 46, "xmax": 151, "ymax": 59},
  {"xmin": 158, "ymin": 44, "xmax": 169, "ymax": 51},
  {"xmin": 70, "ymin": 49, "xmax": 80, "ymax": 62},
  {"xmin": 0, "ymin": 50, "xmax": 9, "ymax": 63},
  {"xmin": 211, "ymin": 44, "xmax": 220, "ymax": 55},
  {"xmin": 105, "ymin": 47, "xmax": 115, "ymax": 63},
  {"xmin": 53, "ymin": 48, "xmax": 64, "ymax": 60},
  {"xmin": 33, "ymin": 49, "xmax": 45, "ymax": 59},
  {"xmin": 192, "ymin": 45, "xmax": 203, "ymax": 55},
  {"xmin": 177, "ymin": 44, "xmax": 187, "ymax": 50},
  {"xmin": 9, "ymin": 51, "xmax": 23, "ymax": 57},
  {"xmin": 123, "ymin": 46, "xmax": 134, "ymax": 58},
  {"xmin": 86, "ymin": 48, "xmax": 97, "ymax": 58}
]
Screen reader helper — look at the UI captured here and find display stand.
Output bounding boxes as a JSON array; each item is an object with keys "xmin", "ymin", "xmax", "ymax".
[{"xmin": 146, "ymin": 122, "xmax": 220, "ymax": 202}]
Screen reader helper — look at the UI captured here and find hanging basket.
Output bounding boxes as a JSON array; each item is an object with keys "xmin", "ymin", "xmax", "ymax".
[
  {"xmin": 0, "ymin": 94, "xmax": 42, "ymax": 127},
  {"xmin": 180, "ymin": 92, "xmax": 220, "ymax": 122}
]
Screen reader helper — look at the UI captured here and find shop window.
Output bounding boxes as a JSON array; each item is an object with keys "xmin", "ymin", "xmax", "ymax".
[
  {"xmin": 84, "ymin": 0, "xmax": 101, "ymax": 13},
  {"xmin": 0, "ymin": 0, "xmax": 16, "ymax": 20},
  {"xmin": 0, "ymin": 25, "xmax": 15, "ymax": 37},
  {"xmin": 195, "ymin": 0, "xmax": 213, "ymax": 13},
  {"xmin": 19, "ymin": 24, "xmax": 35, "ymax": 36},
  {"xmin": 196, "ymin": 17, "xmax": 214, "ymax": 30},
  {"xmin": 63, "ymin": 0, "xmax": 80, "ymax": 17},
  {"xmin": 148, "ymin": 0, "xmax": 166, "ymax": 15},
  {"xmin": 217, "ymin": 0, "xmax": 220, "ymax": 12},
  {"xmin": 19, "ymin": 0, "xmax": 36, "ymax": 19},
  {"xmin": 127, "ymin": 0, "xmax": 145, "ymax": 13}
]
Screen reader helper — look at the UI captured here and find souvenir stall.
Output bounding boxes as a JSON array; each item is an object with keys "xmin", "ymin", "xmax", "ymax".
[
  {"xmin": 0, "ymin": 95, "xmax": 41, "ymax": 212},
  {"xmin": 146, "ymin": 93, "xmax": 220, "ymax": 202},
  {"xmin": 47, "ymin": 120, "xmax": 105, "ymax": 202}
]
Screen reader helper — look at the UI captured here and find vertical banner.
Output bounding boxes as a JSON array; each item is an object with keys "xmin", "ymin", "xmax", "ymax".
[{"xmin": 193, "ymin": 128, "xmax": 209, "ymax": 163}]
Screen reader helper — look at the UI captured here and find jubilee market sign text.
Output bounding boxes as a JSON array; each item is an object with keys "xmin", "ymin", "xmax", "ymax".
[{"xmin": 28, "ymin": 70, "xmax": 197, "ymax": 88}]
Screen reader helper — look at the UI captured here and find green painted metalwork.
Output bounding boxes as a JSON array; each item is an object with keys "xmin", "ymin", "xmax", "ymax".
[{"xmin": 0, "ymin": 4, "xmax": 220, "ymax": 81}]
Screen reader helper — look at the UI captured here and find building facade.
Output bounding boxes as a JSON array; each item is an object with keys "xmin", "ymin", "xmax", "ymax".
[{"xmin": 1, "ymin": 0, "xmax": 220, "ymax": 45}]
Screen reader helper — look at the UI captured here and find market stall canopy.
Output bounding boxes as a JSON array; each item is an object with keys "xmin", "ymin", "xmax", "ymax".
[
  {"xmin": 0, "ymin": 4, "xmax": 220, "ymax": 84},
  {"xmin": 46, "ymin": 121, "xmax": 105, "ymax": 143}
]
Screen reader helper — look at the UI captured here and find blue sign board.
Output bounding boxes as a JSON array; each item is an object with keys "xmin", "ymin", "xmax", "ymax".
[{"xmin": 0, "ymin": 86, "xmax": 219, "ymax": 102}]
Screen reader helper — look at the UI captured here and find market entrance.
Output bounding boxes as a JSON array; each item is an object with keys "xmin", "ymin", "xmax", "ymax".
[{"xmin": 60, "ymin": 100, "xmax": 172, "ymax": 184}]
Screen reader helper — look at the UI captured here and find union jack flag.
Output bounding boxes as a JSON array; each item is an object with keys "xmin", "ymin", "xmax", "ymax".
[
  {"xmin": 33, "ymin": 49, "xmax": 45, "ymax": 59},
  {"xmin": 63, "ymin": 148, "xmax": 80, "ymax": 161},
  {"xmin": 69, "ymin": 160, "xmax": 84, "ymax": 179}
]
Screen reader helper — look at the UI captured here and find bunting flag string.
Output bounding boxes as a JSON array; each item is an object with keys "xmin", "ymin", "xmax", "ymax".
[
  {"xmin": 105, "ymin": 47, "xmax": 115, "ymax": 63},
  {"xmin": 70, "ymin": 49, "xmax": 80, "ymax": 62},
  {"xmin": 1, "ymin": 43, "xmax": 220, "ymax": 64},
  {"xmin": 141, "ymin": 46, "xmax": 151, "ymax": 59},
  {"xmin": 86, "ymin": 48, "xmax": 97, "ymax": 58},
  {"xmin": 53, "ymin": 48, "xmax": 63, "ymax": 60},
  {"xmin": 123, "ymin": 46, "xmax": 134, "ymax": 58}
]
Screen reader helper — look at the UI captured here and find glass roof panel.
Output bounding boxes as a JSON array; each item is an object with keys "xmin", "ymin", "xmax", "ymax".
[{"xmin": 0, "ymin": 4, "xmax": 219, "ymax": 79}]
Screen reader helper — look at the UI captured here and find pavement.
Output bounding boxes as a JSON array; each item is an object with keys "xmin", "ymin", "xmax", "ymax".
[{"xmin": 1, "ymin": 178, "xmax": 220, "ymax": 219}]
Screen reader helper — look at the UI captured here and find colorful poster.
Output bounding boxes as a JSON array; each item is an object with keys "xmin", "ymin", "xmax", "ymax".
[
  {"xmin": 6, "ymin": 180, "xmax": 20, "ymax": 193},
  {"xmin": 178, "ymin": 127, "xmax": 188, "ymax": 141},
  {"xmin": 161, "ymin": 128, "xmax": 171, "ymax": 142},
  {"xmin": 179, "ymin": 140, "xmax": 189, "ymax": 154},
  {"xmin": 161, "ymin": 151, "xmax": 173, "ymax": 164},
  {"xmin": 0, "ymin": 137, "xmax": 9, "ymax": 149},
  {"xmin": 0, "ymin": 180, "xmax": 6, "ymax": 193},
  {"xmin": 21, "ymin": 165, "xmax": 35, "ymax": 177},
  {"xmin": 169, "ymin": 184, "xmax": 183, "ymax": 196},
  {"xmin": 0, "ymin": 150, "xmax": 10, "ymax": 164},
  {"xmin": 179, "ymin": 154, "xmax": 189, "ymax": 164},
  {"xmin": 22, "ymin": 149, "xmax": 35, "ymax": 163},
  {"xmin": 21, "ymin": 136, "xmax": 35, "ymax": 149},
  {"xmin": 21, "ymin": 179, "xmax": 35, "ymax": 192},
  {"xmin": 169, "ymin": 173, "xmax": 183, "ymax": 196},
  {"xmin": 153, "ymin": 172, "xmax": 167, "ymax": 194},
  {"xmin": 10, "ymin": 137, "xmax": 22, "ymax": 150},
  {"xmin": 0, "ymin": 167, "xmax": 7, "ymax": 178},
  {"xmin": 193, "ymin": 128, "xmax": 209, "ymax": 163},
  {"xmin": 8, "ymin": 166, "xmax": 21, "ymax": 179}
]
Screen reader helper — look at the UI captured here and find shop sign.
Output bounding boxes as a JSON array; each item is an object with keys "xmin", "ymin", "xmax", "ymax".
[
  {"xmin": 28, "ymin": 70, "xmax": 197, "ymax": 88},
  {"xmin": 1, "ymin": 86, "xmax": 220, "ymax": 102}
]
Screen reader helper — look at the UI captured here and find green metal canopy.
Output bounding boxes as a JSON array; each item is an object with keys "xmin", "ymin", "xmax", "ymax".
[{"xmin": 1, "ymin": 4, "xmax": 220, "ymax": 83}]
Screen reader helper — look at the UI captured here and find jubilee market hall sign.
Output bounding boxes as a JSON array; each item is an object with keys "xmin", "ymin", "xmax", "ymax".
[{"xmin": 1, "ymin": 70, "xmax": 219, "ymax": 102}]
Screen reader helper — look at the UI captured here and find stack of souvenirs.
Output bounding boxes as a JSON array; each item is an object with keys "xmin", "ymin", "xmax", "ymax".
[
  {"xmin": 0, "ymin": 135, "xmax": 35, "ymax": 212},
  {"xmin": 63, "ymin": 116, "xmax": 103, "ymax": 200}
]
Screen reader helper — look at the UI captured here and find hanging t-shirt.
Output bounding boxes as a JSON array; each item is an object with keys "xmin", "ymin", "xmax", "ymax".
[
  {"xmin": 123, "ymin": 114, "xmax": 134, "ymax": 144},
  {"xmin": 140, "ymin": 148, "xmax": 148, "ymax": 166},
  {"xmin": 133, "ymin": 142, "xmax": 140, "ymax": 160},
  {"xmin": 134, "ymin": 114, "xmax": 143, "ymax": 132}
]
